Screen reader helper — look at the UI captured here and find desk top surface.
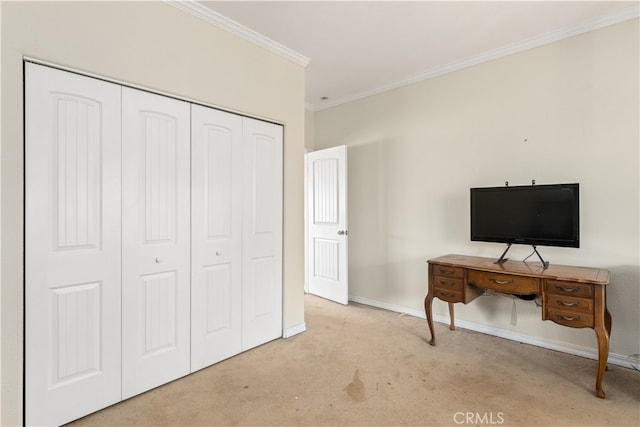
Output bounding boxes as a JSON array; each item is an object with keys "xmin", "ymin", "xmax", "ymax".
[{"xmin": 428, "ymin": 254, "xmax": 610, "ymax": 285}]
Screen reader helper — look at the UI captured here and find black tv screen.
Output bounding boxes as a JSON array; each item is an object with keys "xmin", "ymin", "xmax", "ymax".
[{"xmin": 470, "ymin": 183, "xmax": 579, "ymax": 248}]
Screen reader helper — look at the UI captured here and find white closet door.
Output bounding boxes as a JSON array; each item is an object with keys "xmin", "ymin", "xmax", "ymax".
[
  {"xmin": 122, "ymin": 88, "xmax": 191, "ymax": 398},
  {"xmin": 242, "ymin": 118, "xmax": 284, "ymax": 350},
  {"xmin": 25, "ymin": 63, "xmax": 122, "ymax": 426},
  {"xmin": 190, "ymin": 105, "xmax": 243, "ymax": 371}
]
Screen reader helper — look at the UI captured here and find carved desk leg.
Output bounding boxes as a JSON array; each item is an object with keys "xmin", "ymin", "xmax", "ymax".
[
  {"xmin": 424, "ymin": 288, "xmax": 436, "ymax": 346},
  {"xmin": 594, "ymin": 286, "xmax": 610, "ymax": 399}
]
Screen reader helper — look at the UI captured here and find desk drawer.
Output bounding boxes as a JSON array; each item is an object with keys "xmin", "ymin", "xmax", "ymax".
[
  {"xmin": 544, "ymin": 307, "xmax": 594, "ymax": 328},
  {"xmin": 546, "ymin": 295, "xmax": 593, "ymax": 314},
  {"xmin": 434, "ymin": 288, "xmax": 463, "ymax": 303},
  {"xmin": 468, "ymin": 270, "xmax": 540, "ymax": 295},
  {"xmin": 544, "ymin": 280, "xmax": 593, "ymax": 298},
  {"xmin": 432, "ymin": 264, "xmax": 464, "ymax": 279},
  {"xmin": 433, "ymin": 276, "xmax": 463, "ymax": 292}
]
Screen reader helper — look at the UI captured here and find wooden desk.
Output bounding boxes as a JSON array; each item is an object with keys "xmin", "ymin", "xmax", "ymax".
[{"xmin": 424, "ymin": 254, "xmax": 611, "ymax": 398}]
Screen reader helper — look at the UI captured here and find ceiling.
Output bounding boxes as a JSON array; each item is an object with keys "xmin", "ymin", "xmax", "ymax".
[{"xmin": 191, "ymin": 1, "xmax": 639, "ymax": 110}]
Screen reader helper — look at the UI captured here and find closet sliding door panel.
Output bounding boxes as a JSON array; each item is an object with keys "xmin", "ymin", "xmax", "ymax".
[
  {"xmin": 25, "ymin": 63, "xmax": 122, "ymax": 426},
  {"xmin": 242, "ymin": 118, "xmax": 284, "ymax": 350},
  {"xmin": 122, "ymin": 88, "xmax": 191, "ymax": 399},
  {"xmin": 191, "ymin": 105, "xmax": 243, "ymax": 371}
]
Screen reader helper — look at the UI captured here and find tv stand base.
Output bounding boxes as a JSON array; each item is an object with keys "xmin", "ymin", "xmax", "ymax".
[
  {"xmin": 494, "ymin": 243, "xmax": 512, "ymax": 264},
  {"xmin": 494, "ymin": 244, "xmax": 550, "ymax": 269},
  {"xmin": 531, "ymin": 245, "xmax": 550, "ymax": 269}
]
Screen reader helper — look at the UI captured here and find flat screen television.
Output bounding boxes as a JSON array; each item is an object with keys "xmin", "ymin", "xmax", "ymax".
[{"xmin": 470, "ymin": 183, "xmax": 580, "ymax": 250}]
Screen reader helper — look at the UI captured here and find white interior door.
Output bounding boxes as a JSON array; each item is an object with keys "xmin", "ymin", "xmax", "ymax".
[
  {"xmin": 307, "ymin": 145, "xmax": 348, "ymax": 304},
  {"xmin": 242, "ymin": 118, "xmax": 284, "ymax": 350},
  {"xmin": 190, "ymin": 105, "xmax": 243, "ymax": 371},
  {"xmin": 122, "ymin": 87, "xmax": 191, "ymax": 398},
  {"xmin": 25, "ymin": 63, "xmax": 122, "ymax": 426}
]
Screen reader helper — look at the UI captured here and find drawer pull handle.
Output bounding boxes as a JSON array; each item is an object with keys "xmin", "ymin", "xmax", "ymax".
[
  {"xmin": 489, "ymin": 278, "xmax": 514, "ymax": 286},
  {"xmin": 440, "ymin": 281, "xmax": 455, "ymax": 287},
  {"xmin": 439, "ymin": 269, "xmax": 456, "ymax": 275},
  {"xmin": 555, "ymin": 285, "xmax": 579, "ymax": 293},
  {"xmin": 439, "ymin": 291, "xmax": 456, "ymax": 297},
  {"xmin": 556, "ymin": 299, "xmax": 580, "ymax": 307},
  {"xmin": 556, "ymin": 312, "xmax": 581, "ymax": 321}
]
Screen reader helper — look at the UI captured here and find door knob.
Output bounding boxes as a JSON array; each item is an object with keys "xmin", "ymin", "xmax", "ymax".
[
  {"xmin": 337, "ymin": 230, "xmax": 348, "ymax": 235},
  {"xmin": 155, "ymin": 257, "xmax": 162, "ymax": 263},
  {"xmin": 216, "ymin": 251, "xmax": 222, "ymax": 256}
]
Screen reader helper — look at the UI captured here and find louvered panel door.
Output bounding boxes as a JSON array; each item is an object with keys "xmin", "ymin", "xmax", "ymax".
[
  {"xmin": 190, "ymin": 105, "xmax": 243, "ymax": 371},
  {"xmin": 242, "ymin": 118, "xmax": 284, "ymax": 350},
  {"xmin": 25, "ymin": 63, "xmax": 122, "ymax": 426},
  {"xmin": 122, "ymin": 88, "xmax": 191, "ymax": 399}
]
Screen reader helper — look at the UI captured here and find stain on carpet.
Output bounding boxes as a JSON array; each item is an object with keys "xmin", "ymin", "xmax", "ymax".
[{"xmin": 343, "ymin": 369, "xmax": 366, "ymax": 402}]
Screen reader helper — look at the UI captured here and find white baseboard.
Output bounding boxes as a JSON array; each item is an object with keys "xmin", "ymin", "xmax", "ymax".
[
  {"xmin": 348, "ymin": 295, "xmax": 635, "ymax": 370},
  {"xmin": 283, "ymin": 322, "xmax": 307, "ymax": 338}
]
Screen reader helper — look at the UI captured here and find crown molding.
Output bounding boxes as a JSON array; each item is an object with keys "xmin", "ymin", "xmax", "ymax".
[
  {"xmin": 166, "ymin": 0, "xmax": 310, "ymax": 68},
  {"xmin": 313, "ymin": 4, "xmax": 640, "ymax": 111}
]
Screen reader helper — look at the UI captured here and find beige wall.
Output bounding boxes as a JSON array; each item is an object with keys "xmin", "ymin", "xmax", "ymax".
[
  {"xmin": 315, "ymin": 20, "xmax": 639, "ymax": 361},
  {"xmin": 1, "ymin": 2, "xmax": 305, "ymax": 424},
  {"xmin": 305, "ymin": 109, "xmax": 316, "ymax": 151}
]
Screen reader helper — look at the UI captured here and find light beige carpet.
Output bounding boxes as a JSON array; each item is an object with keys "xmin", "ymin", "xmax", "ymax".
[{"xmin": 69, "ymin": 295, "xmax": 640, "ymax": 426}]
